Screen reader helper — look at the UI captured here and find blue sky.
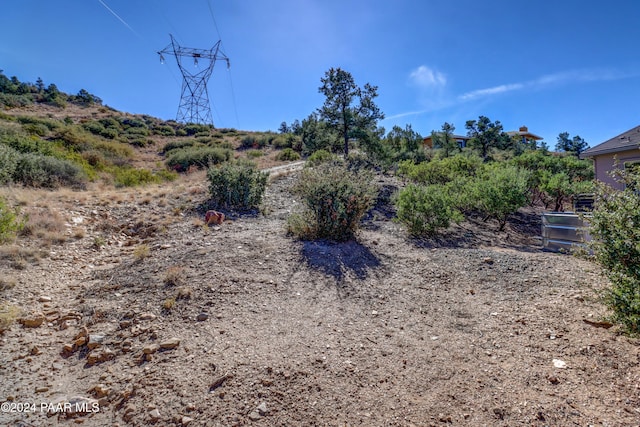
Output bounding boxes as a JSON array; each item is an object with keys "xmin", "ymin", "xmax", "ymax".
[{"xmin": 2, "ymin": 0, "xmax": 640, "ymax": 147}]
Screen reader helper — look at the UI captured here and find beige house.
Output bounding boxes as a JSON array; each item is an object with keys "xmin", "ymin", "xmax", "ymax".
[
  {"xmin": 506, "ymin": 125, "xmax": 543, "ymax": 146},
  {"xmin": 581, "ymin": 125, "xmax": 640, "ymax": 190}
]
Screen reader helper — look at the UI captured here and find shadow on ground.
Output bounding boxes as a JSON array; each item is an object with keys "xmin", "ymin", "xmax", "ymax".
[{"xmin": 301, "ymin": 239, "xmax": 381, "ymax": 281}]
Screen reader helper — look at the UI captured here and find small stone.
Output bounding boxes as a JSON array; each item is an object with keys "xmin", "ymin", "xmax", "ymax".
[
  {"xmin": 87, "ymin": 334, "xmax": 105, "ymax": 350},
  {"xmin": 38, "ymin": 296, "xmax": 53, "ymax": 303},
  {"xmin": 160, "ymin": 338, "xmax": 180, "ymax": 350},
  {"xmin": 119, "ymin": 320, "xmax": 132, "ymax": 329},
  {"xmin": 74, "ymin": 327, "xmax": 89, "ymax": 340},
  {"xmin": 149, "ymin": 408, "xmax": 161, "ymax": 421},
  {"xmin": 20, "ymin": 313, "xmax": 46, "ymax": 328},
  {"xmin": 248, "ymin": 410, "xmax": 261, "ymax": 421},
  {"xmin": 483, "ymin": 257, "xmax": 494, "ymax": 265},
  {"xmin": 75, "ymin": 336, "xmax": 87, "ymax": 347},
  {"xmin": 91, "ymin": 384, "xmax": 110, "ymax": 398},
  {"xmin": 30, "ymin": 346, "xmax": 41, "ymax": 355},
  {"xmin": 123, "ymin": 404, "xmax": 136, "ymax": 422},
  {"xmin": 553, "ymin": 359, "xmax": 567, "ymax": 369},
  {"xmin": 52, "ymin": 362, "xmax": 63, "ymax": 371},
  {"xmin": 181, "ymin": 416, "xmax": 194, "ymax": 426},
  {"xmin": 62, "ymin": 343, "xmax": 75, "ymax": 354},
  {"xmin": 140, "ymin": 313, "xmax": 157, "ymax": 321},
  {"xmin": 35, "ymin": 386, "xmax": 49, "ymax": 393},
  {"xmin": 196, "ymin": 313, "xmax": 209, "ymax": 322},
  {"xmin": 86, "ymin": 347, "xmax": 115, "ymax": 366},
  {"xmin": 143, "ymin": 343, "xmax": 160, "ymax": 354},
  {"xmin": 256, "ymin": 402, "xmax": 268, "ymax": 415}
]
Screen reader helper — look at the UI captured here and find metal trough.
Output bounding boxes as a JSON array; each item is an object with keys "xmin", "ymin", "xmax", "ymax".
[{"xmin": 541, "ymin": 212, "xmax": 591, "ymax": 252}]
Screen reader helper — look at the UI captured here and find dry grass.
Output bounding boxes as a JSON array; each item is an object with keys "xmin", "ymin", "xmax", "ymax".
[
  {"xmin": 163, "ymin": 266, "xmax": 185, "ymax": 287},
  {"xmin": 19, "ymin": 207, "xmax": 67, "ymax": 246},
  {"xmin": 0, "ymin": 245, "xmax": 45, "ymax": 269},
  {"xmin": 0, "ymin": 303, "xmax": 20, "ymax": 334},
  {"xmin": 0, "ymin": 277, "xmax": 16, "ymax": 292},
  {"xmin": 133, "ymin": 244, "xmax": 150, "ymax": 261}
]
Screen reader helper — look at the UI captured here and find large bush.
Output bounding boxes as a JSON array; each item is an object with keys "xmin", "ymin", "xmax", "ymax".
[
  {"xmin": 471, "ymin": 164, "xmax": 530, "ymax": 230},
  {"xmin": 395, "ymin": 184, "xmax": 463, "ymax": 236},
  {"xmin": 287, "ymin": 163, "xmax": 378, "ymax": 241},
  {"xmin": 166, "ymin": 146, "xmax": 232, "ymax": 172},
  {"xmin": 13, "ymin": 153, "xmax": 87, "ymax": 188},
  {"xmin": 589, "ymin": 168, "xmax": 640, "ymax": 334},
  {"xmin": 207, "ymin": 161, "xmax": 268, "ymax": 210}
]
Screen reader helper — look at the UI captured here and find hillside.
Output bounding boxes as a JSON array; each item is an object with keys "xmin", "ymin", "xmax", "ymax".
[{"xmin": 1, "ymin": 76, "xmax": 639, "ymax": 426}]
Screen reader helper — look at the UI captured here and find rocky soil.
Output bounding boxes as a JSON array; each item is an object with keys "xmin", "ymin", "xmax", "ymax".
[{"xmin": 1, "ymin": 169, "xmax": 639, "ymax": 426}]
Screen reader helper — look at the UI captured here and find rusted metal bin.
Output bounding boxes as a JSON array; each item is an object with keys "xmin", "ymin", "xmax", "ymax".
[{"xmin": 541, "ymin": 212, "xmax": 591, "ymax": 252}]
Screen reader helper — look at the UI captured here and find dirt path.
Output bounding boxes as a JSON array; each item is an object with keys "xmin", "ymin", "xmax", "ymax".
[{"xmin": 1, "ymin": 171, "xmax": 639, "ymax": 426}]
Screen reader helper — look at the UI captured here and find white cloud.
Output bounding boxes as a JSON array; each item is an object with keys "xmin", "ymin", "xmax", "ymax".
[
  {"xmin": 409, "ymin": 65, "xmax": 446, "ymax": 88},
  {"xmin": 458, "ymin": 83, "xmax": 524, "ymax": 101}
]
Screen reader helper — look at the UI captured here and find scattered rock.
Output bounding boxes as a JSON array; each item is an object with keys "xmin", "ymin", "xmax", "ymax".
[
  {"xmin": 74, "ymin": 336, "xmax": 87, "ymax": 347},
  {"xmin": 90, "ymin": 384, "xmax": 110, "ymax": 398},
  {"xmin": 196, "ymin": 312, "xmax": 209, "ymax": 322},
  {"xmin": 143, "ymin": 343, "xmax": 160, "ymax": 354},
  {"xmin": 149, "ymin": 408, "xmax": 161, "ymax": 421},
  {"xmin": 30, "ymin": 346, "xmax": 41, "ymax": 355},
  {"xmin": 140, "ymin": 312, "xmax": 157, "ymax": 321},
  {"xmin": 62, "ymin": 343, "xmax": 75, "ymax": 354},
  {"xmin": 248, "ymin": 410, "xmax": 262, "ymax": 421},
  {"xmin": 122, "ymin": 403, "xmax": 136, "ymax": 422},
  {"xmin": 38, "ymin": 296, "xmax": 53, "ymax": 303},
  {"xmin": 552, "ymin": 359, "xmax": 567, "ymax": 369},
  {"xmin": 256, "ymin": 402, "xmax": 269, "ymax": 416},
  {"xmin": 87, "ymin": 334, "xmax": 105, "ymax": 350},
  {"xmin": 86, "ymin": 347, "xmax": 115, "ymax": 366},
  {"xmin": 20, "ymin": 313, "xmax": 46, "ymax": 328},
  {"xmin": 35, "ymin": 386, "xmax": 49, "ymax": 393},
  {"xmin": 181, "ymin": 416, "xmax": 194, "ymax": 426},
  {"xmin": 483, "ymin": 257, "xmax": 494, "ymax": 265},
  {"xmin": 160, "ymin": 338, "xmax": 180, "ymax": 350}
]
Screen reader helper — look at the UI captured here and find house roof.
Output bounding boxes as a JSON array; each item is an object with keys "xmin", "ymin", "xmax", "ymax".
[
  {"xmin": 581, "ymin": 125, "xmax": 640, "ymax": 158},
  {"xmin": 506, "ymin": 126, "xmax": 543, "ymax": 141}
]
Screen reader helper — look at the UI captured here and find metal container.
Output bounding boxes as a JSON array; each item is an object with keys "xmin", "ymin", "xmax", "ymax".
[{"xmin": 541, "ymin": 212, "xmax": 591, "ymax": 252}]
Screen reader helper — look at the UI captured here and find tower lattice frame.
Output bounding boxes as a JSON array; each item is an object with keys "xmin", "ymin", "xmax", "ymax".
[{"xmin": 158, "ymin": 34, "xmax": 229, "ymax": 126}]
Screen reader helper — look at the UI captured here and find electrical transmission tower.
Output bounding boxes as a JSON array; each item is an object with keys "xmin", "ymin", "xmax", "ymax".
[{"xmin": 158, "ymin": 34, "xmax": 229, "ymax": 126}]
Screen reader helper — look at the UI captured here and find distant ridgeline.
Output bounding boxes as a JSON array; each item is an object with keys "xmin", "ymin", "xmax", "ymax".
[{"xmin": 0, "ymin": 71, "xmax": 102, "ymax": 109}]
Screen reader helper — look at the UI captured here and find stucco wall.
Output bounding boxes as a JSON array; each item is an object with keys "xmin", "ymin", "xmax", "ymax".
[{"xmin": 593, "ymin": 149, "xmax": 640, "ymax": 190}]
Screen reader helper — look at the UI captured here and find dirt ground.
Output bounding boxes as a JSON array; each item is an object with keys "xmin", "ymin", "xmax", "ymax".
[{"xmin": 1, "ymin": 169, "xmax": 639, "ymax": 427}]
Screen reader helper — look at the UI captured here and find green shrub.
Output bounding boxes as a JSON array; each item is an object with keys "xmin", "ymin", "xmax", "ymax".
[
  {"xmin": 276, "ymin": 148, "xmax": 301, "ymax": 161},
  {"xmin": 287, "ymin": 163, "xmax": 378, "ymax": 241},
  {"xmin": 162, "ymin": 140, "xmax": 196, "ymax": 154},
  {"xmin": 246, "ymin": 149, "xmax": 263, "ymax": 158},
  {"xmin": 240, "ymin": 134, "xmax": 269, "ymax": 149},
  {"xmin": 13, "ymin": 153, "xmax": 87, "ymax": 188},
  {"xmin": 0, "ymin": 144, "xmax": 19, "ymax": 184},
  {"xmin": 113, "ymin": 167, "xmax": 161, "ymax": 187},
  {"xmin": 207, "ymin": 161, "xmax": 268, "ymax": 210},
  {"xmin": 166, "ymin": 146, "xmax": 232, "ymax": 172},
  {"xmin": 589, "ymin": 168, "xmax": 640, "ymax": 334},
  {"xmin": 398, "ymin": 154, "xmax": 482, "ymax": 185},
  {"xmin": 471, "ymin": 164, "xmax": 530, "ymax": 230},
  {"xmin": 395, "ymin": 184, "xmax": 463, "ymax": 236},
  {"xmin": 306, "ymin": 149, "xmax": 335, "ymax": 167},
  {"xmin": 0, "ymin": 197, "xmax": 24, "ymax": 243}
]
